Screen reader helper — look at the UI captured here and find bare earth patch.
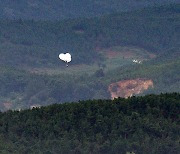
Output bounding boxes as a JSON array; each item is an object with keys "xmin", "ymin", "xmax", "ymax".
[
  {"xmin": 98, "ymin": 46, "xmax": 157, "ymax": 59},
  {"xmin": 105, "ymin": 50, "xmax": 138, "ymax": 59},
  {"xmin": 3, "ymin": 102, "xmax": 13, "ymax": 110},
  {"xmin": 108, "ymin": 78, "xmax": 153, "ymax": 99},
  {"xmin": 106, "ymin": 50, "xmax": 122, "ymax": 58}
]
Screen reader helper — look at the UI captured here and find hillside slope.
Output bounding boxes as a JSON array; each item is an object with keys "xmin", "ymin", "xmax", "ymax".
[
  {"xmin": 0, "ymin": 0, "xmax": 179, "ymax": 20},
  {"xmin": 0, "ymin": 4, "xmax": 179, "ymax": 110},
  {"xmin": 0, "ymin": 4, "xmax": 179, "ymax": 67},
  {"xmin": 0, "ymin": 93, "xmax": 179, "ymax": 153}
]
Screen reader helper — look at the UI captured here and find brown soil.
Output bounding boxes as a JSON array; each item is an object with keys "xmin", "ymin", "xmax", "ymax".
[
  {"xmin": 96, "ymin": 46, "xmax": 157, "ymax": 59},
  {"xmin": 3, "ymin": 102, "xmax": 12, "ymax": 110},
  {"xmin": 106, "ymin": 51, "xmax": 122, "ymax": 58},
  {"xmin": 108, "ymin": 78, "xmax": 153, "ymax": 99},
  {"xmin": 104, "ymin": 50, "xmax": 134, "ymax": 59}
]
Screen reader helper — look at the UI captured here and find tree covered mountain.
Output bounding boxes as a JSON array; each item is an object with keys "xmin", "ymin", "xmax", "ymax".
[
  {"xmin": 0, "ymin": 4, "xmax": 179, "ymax": 67},
  {"xmin": 0, "ymin": 0, "xmax": 179, "ymax": 20},
  {"xmin": 0, "ymin": 4, "xmax": 179, "ymax": 111},
  {"xmin": 0, "ymin": 93, "xmax": 179, "ymax": 153},
  {"xmin": 0, "ymin": 52, "xmax": 179, "ymax": 111}
]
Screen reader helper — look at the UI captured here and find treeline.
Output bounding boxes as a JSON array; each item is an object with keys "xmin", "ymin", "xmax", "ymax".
[
  {"xmin": 0, "ymin": 4, "xmax": 179, "ymax": 67},
  {"xmin": 0, "ymin": 66, "xmax": 109, "ymax": 111},
  {"xmin": 0, "ymin": 48, "xmax": 179, "ymax": 111},
  {"xmin": 0, "ymin": 93, "xmax": 179, "ymax": 153},
  {"xmin": 0, "ymin": 0, "xmax": 177, "ymax": 20},
  {"xmin": 0, "ymin": 4, "xmax": 179, "ymax": 110}
]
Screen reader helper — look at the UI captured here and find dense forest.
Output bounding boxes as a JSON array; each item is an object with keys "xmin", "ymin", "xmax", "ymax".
[
  {"xmin": 0, "ymin": 4, "xmax": 179, "ymax": 110},
  {"xmin": 0, "ymin": 3, "xmax": 179, "ymax": 153},
  {"xmin": 0, "ymin": 4, "xmax": 179, "ymax": 66},
  {"xmin": 0, "ymin": 0, "xmax": 179, "ymax": 20},
  {"xmin": 0, "ymin": 93, "xmax": 179, "ymax": 153}
]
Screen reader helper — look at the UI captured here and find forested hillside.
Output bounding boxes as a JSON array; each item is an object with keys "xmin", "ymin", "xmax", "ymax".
[
  {"xmin": 0, "ymin": 53, "xmax": 179, "ymax": 111},
  {"xmin": 0, "ymin": 4, "xmax": 179, "ymax": 110},
  {"xmin": 0, "ymin": 93, "xmax": 179, "ymax": 153},
  {"xmin": 0, "ymin": 4, "xmax": 179, "ymax": 67},
  {"xmin": 107, "ymin": 48, "xmax": 180, "ymax": 94},
  {"xmin": 0, "ymin": 0, "xmax": 179, "ymax": 20},
  {"xmin": 0, "ymin": 2, "xmax": 179, "ymax": 153}
]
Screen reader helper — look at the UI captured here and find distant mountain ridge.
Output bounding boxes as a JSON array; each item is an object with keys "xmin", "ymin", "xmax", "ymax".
[{"xmin": 0, "ymin": 0, "xmax": 179, "ymax": 20}]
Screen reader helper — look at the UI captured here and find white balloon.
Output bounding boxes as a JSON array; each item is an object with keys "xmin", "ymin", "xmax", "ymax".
[{"xmin": 59, "ymin": 53, "xmax": 71, "ymax": 63}]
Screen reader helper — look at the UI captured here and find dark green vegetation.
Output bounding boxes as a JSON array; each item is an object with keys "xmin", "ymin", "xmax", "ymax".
[
  {"xmin": 0, "ymin": 0, "xmax": 179, "ymax": 20},
  {"xmin": 107, "ymin": 48, "xmax": 180, "ymax": 94},
  {"xmin": 0, "ymin": 4, "xmax": 179, "ymax": 66},
  {"xmin": 0, "ymin": 4, "xmax": 179, "ymax": 110},
  {"xmin": 0, "ymin": 93, "xmax": 179, "ymax": 153},
  {"xmin": 0, "ymin": 65, "xmax": 110, "ymax": 110}
]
